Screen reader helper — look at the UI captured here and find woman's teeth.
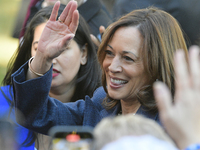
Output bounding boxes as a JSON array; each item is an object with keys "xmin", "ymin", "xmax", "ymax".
[{"xmin": 111, "ymin": 78, "xmax": 127, "ymax": 84}]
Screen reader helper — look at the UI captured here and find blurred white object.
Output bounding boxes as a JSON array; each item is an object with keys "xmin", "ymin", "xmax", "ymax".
[{"xmin": 101, "ymin": 135, "xmax": 178, "ymax": 150}]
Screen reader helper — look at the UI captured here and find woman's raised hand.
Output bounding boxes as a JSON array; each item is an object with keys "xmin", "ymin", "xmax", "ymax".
[
  {"xmin": 153, "ymin": 46, "xmax": 200, "ymax": 149},
  {"xmin": 28, "ymin": 1, "xmax": 79, "ymax": 78},
  {"xmin": 37, "ymin": 1, "xmax": 79, "ymax": 60}
]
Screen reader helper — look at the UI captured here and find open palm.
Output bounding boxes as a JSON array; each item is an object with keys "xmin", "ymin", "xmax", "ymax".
[
  {"xmin": 154, "ymin": 46, "xmax": 200, "ymax": 149},
  {"xmin": 37, "ymin": 1, "xmax": 79, "ymax": 60}
]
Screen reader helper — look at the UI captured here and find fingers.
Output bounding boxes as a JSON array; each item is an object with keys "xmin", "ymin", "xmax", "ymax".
[
  {"xmin": 50, "ymin": 1, "xmax": 78, "ymax": 24},
  {"xmin": 90, "ymin": 34, "xmax": 100, "ymax": 47},
  {"xmin": 58, "ymin": 1, "xmax": 73, "ymax": 23},
  {"xmin": 64, "ymin": 1, "xmax": 78, "ymax": 26},
  {"xmin": 189, "ymin": 46, "xmax": 200, "ymax": 89},
  {"xmin": 61, "ymin": 10, "xmax": 78, "ymax": 44},
  {"xmin": 90, "ymin": 26, "xmax": 105, "ymax": 47},
  {"xmin": 69, "ymin": 10, "xmax": 79, "ymax": 34},
  {"xmin": 57, "ymin": 1, "xmax": 78, "ymax": 33},
  {"xmin": 49, "ymin": 1, "xmax": 60, "ymax": 21},
  {"xmin": 174, "ymin": 50, "xmax": 189, "ymax": 94},
  {"xmin": 153, "ymin": 82, "xmax": 172, "ymax": 115},
  {"xmin": 60, "ymin": 34, "xmax": 75, "ymax": 49},
  {"xmin": 99, "ymin": 26, "xmax": 105, "ymax": 34}
]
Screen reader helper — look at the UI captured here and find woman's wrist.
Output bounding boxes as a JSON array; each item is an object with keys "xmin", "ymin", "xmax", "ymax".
[
  {"xmin": 27, "ymin": 52, "xmax": 52, "ymax": 80},
  {"xmin": 32, "ymin": 52, "xmax": 52, "ymax": 73},
  {"xmin": 29, "ymin": 57, "xmax": 44, "ymax": 77}
]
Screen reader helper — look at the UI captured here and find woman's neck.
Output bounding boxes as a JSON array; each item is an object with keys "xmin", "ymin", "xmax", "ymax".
[
  {"xmin": 49, "ymin": 85, "xmax": 76, "ymax": 103},
  {"xmin": 120, "ymin": 99, "xmax": 141, "ymax": 115}
]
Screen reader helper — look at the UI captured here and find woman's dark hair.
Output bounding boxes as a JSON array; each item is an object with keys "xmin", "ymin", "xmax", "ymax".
[
  {"xmin": 2, "ymin": 4, "xmax": 101, "ymax": 147},
  {"xmin": 98, "ymin": 7, "xmax": 188, "ymax": 111},
  {"xmin": 70, "ymin": 8, "xmax": 101, "ymax": 101},
  {"xmin": 3, "ymin": 4, "xmax": 101, "ymax": 100}
]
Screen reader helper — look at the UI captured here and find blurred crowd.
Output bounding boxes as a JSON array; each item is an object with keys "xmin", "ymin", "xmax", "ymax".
[{"xmin": 0, "ymin": 0, "xmax": 200, "ymax": 150}]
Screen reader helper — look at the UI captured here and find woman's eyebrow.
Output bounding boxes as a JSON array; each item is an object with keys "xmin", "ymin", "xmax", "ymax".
[
  {"xmin": 32, "ymin": 41, "xmax": 38, "ymax": 46},
  {"xmin": 107, "ymin": 44, "xmax": 113, "ymax": 49},
  {"xmin": 123, "ymin": 51, "xmax": 138, "ymax": 58},
  {"xmin": 107, "ymin": 44, "xmax": 138, "ymax": 58}
]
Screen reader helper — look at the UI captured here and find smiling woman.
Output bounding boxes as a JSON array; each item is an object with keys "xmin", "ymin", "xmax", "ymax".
[
  {"xmin": 98, "ymin": 8, "xmax": 188, "ymax": 112},
  {"xmin": 12, "ymin": 2, "xmax": 188, "ymax": 138},
  {"xmin": 102, "ymin": 27, "xmax": 146, "ymax": 113}
]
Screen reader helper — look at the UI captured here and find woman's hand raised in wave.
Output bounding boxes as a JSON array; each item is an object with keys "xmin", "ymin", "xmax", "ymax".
[
  {"xmin": 28, "ymin": 1, "xmax": 79, "ymax": 79},
  {"xmin": 153, "ymin": 46, "xmax": 200, "ymax": 149}
]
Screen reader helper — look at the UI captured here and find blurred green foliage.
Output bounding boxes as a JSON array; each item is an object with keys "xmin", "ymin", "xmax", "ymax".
[
  {"xmin": 0, "ymin": 0, "xmax": 21, "ymax": 36},
  {"xmin": 0, "ymin": 0, "xmax": 21, "ymax": 85}
]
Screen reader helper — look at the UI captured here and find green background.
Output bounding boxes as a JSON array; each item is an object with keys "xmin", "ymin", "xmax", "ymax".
[{"xmin": 0, "ymin": 0, "xmax": 21, "ymax": 85}]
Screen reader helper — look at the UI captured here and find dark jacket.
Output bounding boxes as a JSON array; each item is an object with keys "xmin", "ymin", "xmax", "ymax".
[{"xmin": 12, "ymin": 61, "xmax": 159, "ymax": 135}]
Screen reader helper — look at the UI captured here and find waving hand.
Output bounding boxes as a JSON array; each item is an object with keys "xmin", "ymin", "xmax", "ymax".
[
  {"xmin": 153, "ymin": 46, "xmax": 200, "ymax": 149},
  {"xmin": 38, "ymin": 1, "xmax": 79, "ymax": 59},
  {"xmin": 28, "ymin": 1, "xmax": 79, "ymax": 78}
]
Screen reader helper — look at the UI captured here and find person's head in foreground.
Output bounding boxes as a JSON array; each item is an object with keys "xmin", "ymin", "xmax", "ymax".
[
  {"xmin": 94, "ymin": 114, "xmax": 176, "ymax": 150},
  {"xmin": 101, "ymin": 135, "xmax": 178, "ymax": 150}
]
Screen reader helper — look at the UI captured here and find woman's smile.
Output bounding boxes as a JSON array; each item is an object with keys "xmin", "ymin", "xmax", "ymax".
[
  {"xmin": 111, "ymin": 78, "xmax": 128, "ymax": 84},
  {"xmin": 110, "ymin": 77, "xmax": 128, "ymax": 89}
]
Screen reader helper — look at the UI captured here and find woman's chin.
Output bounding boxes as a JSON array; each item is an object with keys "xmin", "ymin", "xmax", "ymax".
[
  {"xmin": 50, "ymin": 82, "xmax": 59, "ymax": 89},
  {"xmin": 108, "ymin": 92, "xmax": 121, "ymax": 100}
]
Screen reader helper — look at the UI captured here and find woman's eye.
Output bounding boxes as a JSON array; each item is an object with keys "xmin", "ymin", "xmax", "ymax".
[
  {"xmin": 124, "ymin": 56, "xmax": 134, "ymax": 62},
  {"xmin": 105, "ymin": 50, "xmax": 113, "ymax": 56}
]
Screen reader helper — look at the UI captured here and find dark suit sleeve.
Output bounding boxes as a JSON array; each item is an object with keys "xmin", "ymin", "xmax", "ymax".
[{"xmin": 12, "ymin": 61, "xmax": 85, "ymax": 135}]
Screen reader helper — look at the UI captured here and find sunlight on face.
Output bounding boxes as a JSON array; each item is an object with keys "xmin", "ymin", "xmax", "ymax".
[{"xmin": 103, "ymin": 26, "xmax": 149, "ymax": 101}]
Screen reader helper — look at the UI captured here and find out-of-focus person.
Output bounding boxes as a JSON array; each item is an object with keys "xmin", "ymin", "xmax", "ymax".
[
  {"xmin": 17, "ymin": 0, "xmax": 112, "ymax": 42},
  {"xmin": 112, "ymin": 0, "xmax": 200, "ymax": 47},
  {"xmin": 94, "ymin": 114, "xmax": 177, "ymax": 150}
]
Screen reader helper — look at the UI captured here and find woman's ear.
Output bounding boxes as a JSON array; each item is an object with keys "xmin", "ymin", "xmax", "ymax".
[{"xmin": 80, "ymin": 44, "xmax": 88, "ymax": 65}]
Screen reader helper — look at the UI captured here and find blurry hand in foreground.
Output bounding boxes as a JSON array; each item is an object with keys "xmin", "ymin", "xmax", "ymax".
[
  {"xmin": 154, "ymin": 46, "xmax": 200, "ymax": 149},
  {"xmin": 90, "ymin": 25, "xmax": 105, "ymax": 47}
]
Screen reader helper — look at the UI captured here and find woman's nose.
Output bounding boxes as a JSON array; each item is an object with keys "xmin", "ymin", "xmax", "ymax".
[{"xmin": 108, "ymin": 57, "xmax": 122, "ymax": 73}]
